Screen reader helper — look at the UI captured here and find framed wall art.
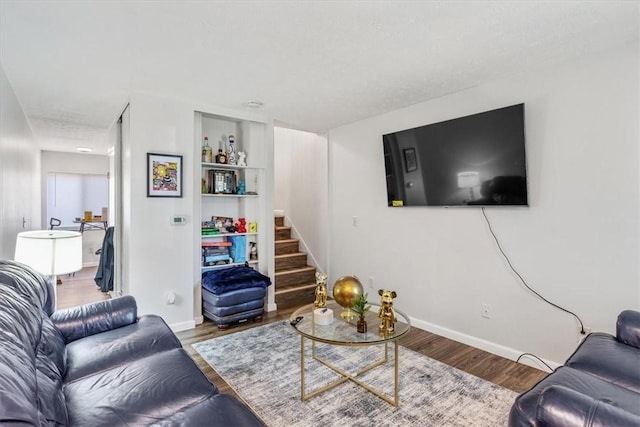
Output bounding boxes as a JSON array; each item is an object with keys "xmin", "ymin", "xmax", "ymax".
[{"xmin": 147, "ymin": 153, "xmax": 183, "ymax": 197}]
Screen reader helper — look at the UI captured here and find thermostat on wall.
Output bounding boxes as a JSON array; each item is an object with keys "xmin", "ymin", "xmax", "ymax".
[{"xmin": 171, "ymin": 216, "xmax": 187, "ymax": 225}]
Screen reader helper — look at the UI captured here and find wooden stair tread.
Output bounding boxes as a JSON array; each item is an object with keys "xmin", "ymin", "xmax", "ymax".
[
  {"xmin": 275, "ymin": 252, "xmax": 306, "ymax": 259},
  {"xmin": 275, "ymin": 265, "xmax": 316, "ymax": 275},
  {"xmin": 275, "ymin": 239, "xmax": 297, "ymax": 244},
  {"xmin": 274, "ymin": 283, "xmax": 316, "ymax": 295}
]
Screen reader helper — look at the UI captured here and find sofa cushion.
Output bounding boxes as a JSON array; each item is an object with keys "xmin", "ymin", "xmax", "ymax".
[
  {"xmin": 64, "ymin": 314, "xmax": 181, "ymax": 383},
  {"xmin": 0, "ymin": 280, "xmax": 68, "ymax": 426},
  {"xmin": 150, "ymin": 394, "xmax": 266, "ymax": 426},
  {"xmin": 509, "ymin": 366, "xmax": 640, "ymax": 426},
  {"xmin": 536, "ymin": 385, "xmax": 640, "ymax": 427},
  {"xmin": 566, "ymin": 333, "xmax": 640, "ymax": 393},
  {"xmin": 617, "ymin": 310, "xmax": 640, "ymax": 348},
  {"xmin": 64, "ymin": 348, "xmax": 218, "ymax": 426},
  {"xmin": 0, "ymin": 260, "xmax": 55, "ymax": 315},
  {"xmin": 40, "ymin": 317, "xmax": 67, "ymax": 377},
  {"xmin": 51, "ymin": 295, "xmax": 138, "ymax": 344},
  {"xmin": 36, "ymin": 318, "xmax": 68, "ymax": 425}
]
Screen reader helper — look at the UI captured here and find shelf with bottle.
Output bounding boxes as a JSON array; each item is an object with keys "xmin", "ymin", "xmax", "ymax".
[
  {"xmin": 201, "ymin": 162, "xmax": 262, "ymax": 171},
  {"xmin": 195, "ymin": 113, "xmax": 272, "ymax": 280},
  {"xmin": 202, "ymin": 193, "xmax": 258, "ymax": 199}
]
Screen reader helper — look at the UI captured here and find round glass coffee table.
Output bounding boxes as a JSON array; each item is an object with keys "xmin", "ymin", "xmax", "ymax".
[{"xmin": 289, "ymin": 300, "xmax": 411, "ymax": 406}]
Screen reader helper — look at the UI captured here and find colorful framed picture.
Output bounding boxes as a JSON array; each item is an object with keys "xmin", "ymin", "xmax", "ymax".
[
  {"xmin": 403, "ymin": 148, "xmax": 417, "ymax": 172},
  {"xmin": 147, "ymin": 153, "xmax": 183, "ymax": 197}
]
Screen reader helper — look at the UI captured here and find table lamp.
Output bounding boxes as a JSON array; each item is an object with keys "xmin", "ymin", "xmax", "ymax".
[{"xmin": 14, "ymin": 230, "xmax": 83, "ymax": 306}]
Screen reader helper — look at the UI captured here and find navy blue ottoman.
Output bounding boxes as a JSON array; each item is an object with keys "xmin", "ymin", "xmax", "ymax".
[{"xmin": 202, "ymin": 266, "xmax": 271, "ymax": 330}]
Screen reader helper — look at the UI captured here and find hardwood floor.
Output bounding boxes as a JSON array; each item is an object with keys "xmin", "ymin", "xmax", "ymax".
[
  {"xmin": 56, "ymin": 266, "xmax": 110, "ymax": 309},
  {"xmin": 57, "ymin": 272, "xmax": 547, "ymax": 403}
]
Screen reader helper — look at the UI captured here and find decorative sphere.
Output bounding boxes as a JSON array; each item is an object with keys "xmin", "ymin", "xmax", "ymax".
[{"xmin": 332, "ymin": 275, "xmax": 364, "ymax": 309}]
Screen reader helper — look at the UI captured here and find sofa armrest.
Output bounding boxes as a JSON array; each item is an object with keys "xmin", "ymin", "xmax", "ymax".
[
  {"xmin": 51, "ymin": 295, "xmax": 137, "ymax": 343},
  {"xmin": 536, "ymin": 385, "xmax": 640, "ymax": 427},
  {"xmin": 616, "ymin": 310, "xmax": 640, "ymax": 348}
]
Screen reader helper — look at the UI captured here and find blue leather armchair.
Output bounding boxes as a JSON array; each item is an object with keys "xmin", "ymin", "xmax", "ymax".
[
  {"xmin": 509, "ymin": 310, "xmax": 640, "ymax": 426},
  {"xmin": 0, "ymin": 260, "xmax": 265, "ymax": 426}
]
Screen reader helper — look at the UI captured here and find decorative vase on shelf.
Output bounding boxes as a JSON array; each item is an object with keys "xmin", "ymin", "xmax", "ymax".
[{"xmin": 228, "ymin": 135, "xmax": 236, "ymax": 165}]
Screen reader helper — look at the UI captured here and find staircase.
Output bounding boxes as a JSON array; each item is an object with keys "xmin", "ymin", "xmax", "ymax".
[{"xmin": 274, "ymin": 215, "xmax": 316, "ymax": 309}]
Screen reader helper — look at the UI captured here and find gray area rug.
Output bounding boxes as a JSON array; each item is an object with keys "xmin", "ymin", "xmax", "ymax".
[{"xmin": 192, "ymin": 321, "xmax": 517, "ymax": 426}]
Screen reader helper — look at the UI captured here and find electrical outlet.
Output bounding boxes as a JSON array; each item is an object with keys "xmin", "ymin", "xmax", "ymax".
[
  {"xmin": 167, "ymin": 292, "xmax": 176, "ymax": 305},
  {"xmin": 577, "ymin": 326, "xmax": 592, "ymax": 342},
  {"xmin": 481, "ymin": 303, "xmax": 491, "ymax": 319},
  {"xmin": 352, "ymin": 216, "xmax": 358, "ymax": 227}
]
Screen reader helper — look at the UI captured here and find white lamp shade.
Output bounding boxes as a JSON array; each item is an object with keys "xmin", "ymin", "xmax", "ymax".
[
  {"xmin": 457, "ymin": 171, "xmax": 481, "ymax": 189},
  {"xmin": 15, "ymin": 230, "xmax": 82, "ymax": 275}
]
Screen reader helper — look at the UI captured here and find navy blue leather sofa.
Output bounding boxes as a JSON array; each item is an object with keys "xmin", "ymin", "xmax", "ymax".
[
  {"xmin": 0, "ymin": 260, "xmax": 265, "ymax": 426},
  {"xmin": 509, "ymin": 310, "xmax": 640, "ymax": 426}
]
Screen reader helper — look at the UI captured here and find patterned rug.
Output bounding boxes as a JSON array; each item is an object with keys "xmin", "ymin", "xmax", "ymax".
[{"xmin": 192, "ymin": 321, "xmax": 517, "ymax": 427}]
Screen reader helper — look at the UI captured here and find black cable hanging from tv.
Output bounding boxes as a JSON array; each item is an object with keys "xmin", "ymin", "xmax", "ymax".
[{"xmin": 481, "ymin": 207, "xmax": 585, "ymax": 334}]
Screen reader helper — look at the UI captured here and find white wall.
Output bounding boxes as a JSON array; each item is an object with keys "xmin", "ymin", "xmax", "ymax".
[
  {"xmin": 121, "ymin": 92, "xmax": 274, "ymax": 331},
  {"xmin": 274, "ymin": 127, "xmax": 329, "ymax": 272},
  {"xmin": 41, "ymin": 151, "xmax": 110, "ymax": 266},
  {"xmin": 124, "ymin": 93, "xmax": 196, "ymax": 331},
  {"xmin": 327, "ymin": 42, "xmax": 639, "ymax": 367},
  {"xmin": 0, "ymin": 63, "xmax": 40, "ymax": 259}
]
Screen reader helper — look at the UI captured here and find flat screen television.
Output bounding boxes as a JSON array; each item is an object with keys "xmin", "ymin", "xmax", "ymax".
[{"xmin": 383, "ymin": 103, "xmax": 528, "ymax": 207}]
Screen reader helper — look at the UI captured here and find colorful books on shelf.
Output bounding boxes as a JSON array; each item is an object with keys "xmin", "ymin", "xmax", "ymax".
[
  {"xmin": 201, "ymin": 241, "xmax": 231, "ymax": 247},
  {"xmin": 201, "ymin": 227, "xmax": 220, "ymax": 236},
  {"xmin": 202, "ymin": 245, "xmax": 232, "ymax": 266}
]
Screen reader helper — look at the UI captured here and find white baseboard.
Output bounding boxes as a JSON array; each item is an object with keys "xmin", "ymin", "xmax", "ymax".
[
  {"xmin": 83, "ymin": 262, "xmax": 99, "ymax": 268},
  {"xmin": 169, "ymin": 319, "xmax": 196, "ymax": 332},
  {"xmin": 409, "ymin": 317, "xmax": 560, "ymax": 372},
  {"xmin": 194, "ymin": 315, "xmax": 204, "ymax": 325},
  {"xmin": 267, "ymin": 302, "xmax": 278, "ymax": 312}
]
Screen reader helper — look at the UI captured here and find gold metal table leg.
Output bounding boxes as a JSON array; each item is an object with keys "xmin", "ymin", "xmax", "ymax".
[
  {"xmin": 300, "ymin": 335, "xmax": 305, "ymax": 400},
  {"xmin": 299, "ymin": 338, "xmax": 400, "ymax": 406}
]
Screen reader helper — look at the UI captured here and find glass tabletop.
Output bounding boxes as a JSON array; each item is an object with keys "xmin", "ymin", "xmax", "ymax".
[{"xmin": 290, "ymin": 300, "xmax": 411, "ymax": 346}]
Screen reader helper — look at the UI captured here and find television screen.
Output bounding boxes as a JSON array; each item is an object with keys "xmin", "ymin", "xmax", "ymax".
[{"xmin": 383, "ymin": 103, "xmax": 528, "ymax": 207}]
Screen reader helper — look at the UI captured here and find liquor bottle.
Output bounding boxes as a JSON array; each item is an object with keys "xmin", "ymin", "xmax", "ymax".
[{"xmin": 202, "ymin": 137, "xmax": 213, "ymax": 163}]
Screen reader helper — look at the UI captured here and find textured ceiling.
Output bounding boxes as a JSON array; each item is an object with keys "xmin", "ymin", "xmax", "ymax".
[{"xmin": 1, "ymin": 1, "xmax": 638, "ymax": 154}]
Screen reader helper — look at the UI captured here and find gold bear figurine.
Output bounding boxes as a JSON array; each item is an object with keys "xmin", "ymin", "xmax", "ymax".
[
  {"xmin": 378, "ymin": 289, "xmax": 397, "ymax": 334},
  {"xmin": 314, "ymin": 272, "xmax": 328, "ymax": 308}
]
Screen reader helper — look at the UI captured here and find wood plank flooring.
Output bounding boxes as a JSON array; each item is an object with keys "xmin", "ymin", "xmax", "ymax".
[
  {"xmin": 58, "ymin": 269, "xmax": 547, "ymax": 407},
  {"xmin": 56, "ymin": 266, "xmax": 110, "ymax": 309}
]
